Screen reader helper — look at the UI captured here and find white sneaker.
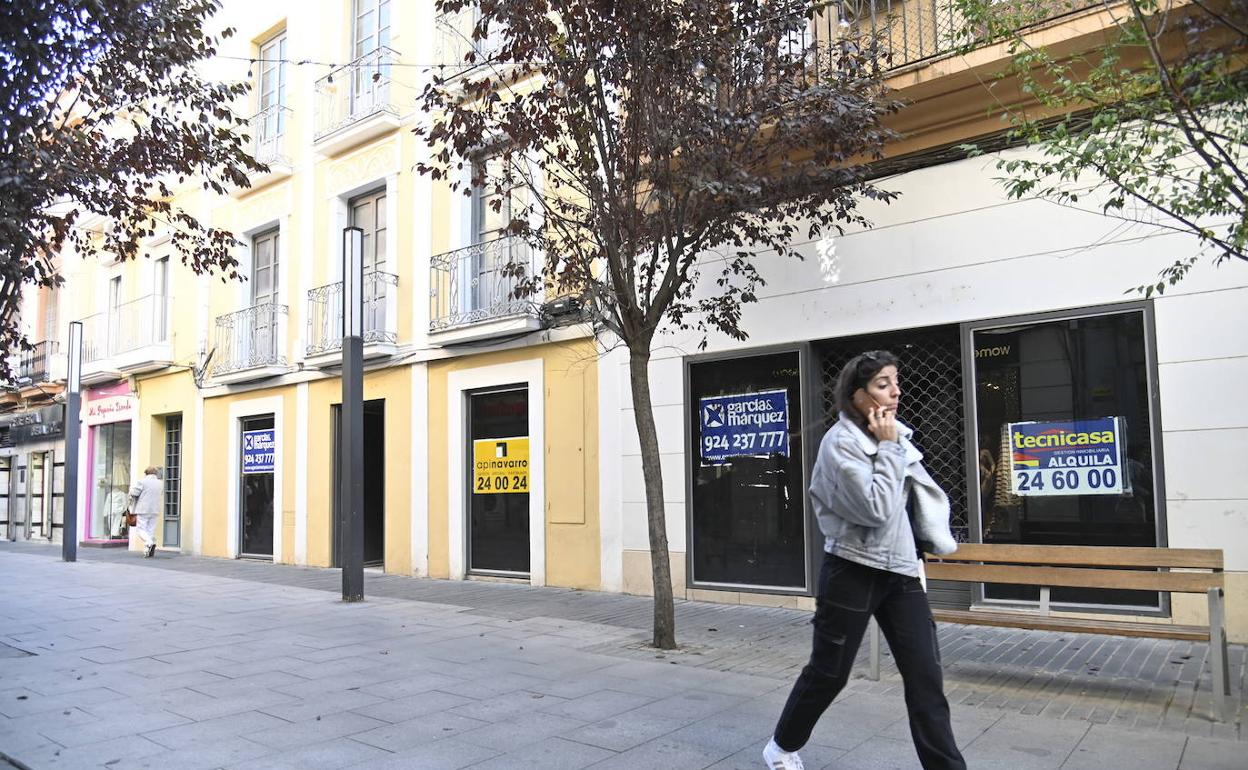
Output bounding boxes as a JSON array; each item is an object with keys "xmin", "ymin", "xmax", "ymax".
[{"xmin": 763, "ymin": 737, "xmax": 805, "ymax": 769}]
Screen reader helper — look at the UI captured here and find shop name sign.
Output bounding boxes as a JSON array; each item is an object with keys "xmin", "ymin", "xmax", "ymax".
[
  {"xmin": 473, "ymin": 437, "xmax": 529, "ymax": 494},
  {"xmin": 85, "ymin": 395, "xmax": 137, "ymax": 425},
  {"xmin": 699, "ymin": 389, "xmax": 790, "ymax": 462},
  {"xmin": 1008, "ymin": 417, "xmax": 1127, "ymax": 496},
  {"xmin": 242, "ymin": 429, "xmax": 276, "ymax": 474}
]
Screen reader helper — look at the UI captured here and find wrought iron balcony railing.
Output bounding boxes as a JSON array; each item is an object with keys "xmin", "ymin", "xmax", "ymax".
[
  {"xmin": 211, "ymin": 303, "xmax": 288, "ymax": 376},
  {"xmin": 17, "ymin": 340, "xmax": 59, "ymax": 384},
  {"xmin": 430, "ymin": 236, "xmax": 537, "ymax": 331},
  {"xmin": 306, "ymin": 270, "xmax": 399, "ymax": 356},
  {"xmin": 434, "ymin": 7, "xmax": 505, "ymax": 78},
  {"xmin": 80, "ymin": 294, "xmax": 170, "ymax": 365},
  {"xmin": 809, "ymin": 0, "xmax": 1100, "ymax": 72},
  {"xmin": 314, "ymin": 47, "xmax": 398, "ymax": 140},
  {"xmin": 249, "ymin": 104, "xmax": 293, "ymax": 167}
]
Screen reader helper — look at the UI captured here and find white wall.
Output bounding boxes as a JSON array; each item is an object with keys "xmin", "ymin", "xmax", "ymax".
[{"xmin": 599, "ymin": 151, "xmax": 1248, "ymax": 588}]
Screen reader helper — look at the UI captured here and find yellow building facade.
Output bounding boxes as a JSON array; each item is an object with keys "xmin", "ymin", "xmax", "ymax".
[{"xmin": 31, "ymin": 0, "xmax": 605, "ymax": 594}]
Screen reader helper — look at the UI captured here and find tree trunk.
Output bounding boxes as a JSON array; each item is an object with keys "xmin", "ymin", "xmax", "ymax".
[{"xmin": 627, "ymin": 344, "xmax": 677, "ymax": 649}]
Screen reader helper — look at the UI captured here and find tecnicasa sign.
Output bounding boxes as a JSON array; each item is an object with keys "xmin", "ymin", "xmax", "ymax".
[
  {"xmin": 1008, "ymin": 417, "xmax": 1128, "ymax": 496},
  {"xmin": 242, "ymin": 429, "xmax": 277, "ymax": 474},
  {"xmin": 473, "ymin": 437, "xmax": 529, "ymax": 494},
  {"xmin": 698, "ymin": 389, "xmax": 790, "ymax": 463}
]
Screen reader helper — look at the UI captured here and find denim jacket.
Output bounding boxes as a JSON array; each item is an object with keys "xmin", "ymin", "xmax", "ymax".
[{"xmin": 810, "ymin": 412, "xmax": 959, "ymax": 576}]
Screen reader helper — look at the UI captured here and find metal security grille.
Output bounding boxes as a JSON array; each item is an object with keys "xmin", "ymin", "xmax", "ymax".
[
  {"xmin": 163, "ymin": 415, "xmax": 182, "ymax": 548},
  {"xmin": 814, "ymin": 326, "xmax": 967, "ymax": 542}
]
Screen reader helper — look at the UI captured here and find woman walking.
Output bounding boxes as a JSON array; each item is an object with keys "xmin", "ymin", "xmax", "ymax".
[{"xmin": 763, "ymin": 350, "xmax": 966, "ymax": 770}]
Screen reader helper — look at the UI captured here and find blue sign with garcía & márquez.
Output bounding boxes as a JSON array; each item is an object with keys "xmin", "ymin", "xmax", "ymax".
[
  {"xmin": 699, "ymin": 388, "xmax": 789, "ymax": 462},
  {"xmin": 242, "ymin": 428, "xmax": 276, "ymax": 474}
]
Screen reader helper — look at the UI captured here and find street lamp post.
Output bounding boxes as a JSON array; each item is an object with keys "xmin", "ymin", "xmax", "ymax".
[
  {"xmin": 340, "ymin": 227, "xmax": 365, "ymax": 601},
  {"xmin": 62, "ymin": 321, "xmax": 83, "ymax": 562}
]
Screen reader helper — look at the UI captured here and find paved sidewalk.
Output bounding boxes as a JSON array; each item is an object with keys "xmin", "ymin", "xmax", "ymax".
[{"xmin": 0, "ymin": 542, "xmax": 1242, "ymax": 769}]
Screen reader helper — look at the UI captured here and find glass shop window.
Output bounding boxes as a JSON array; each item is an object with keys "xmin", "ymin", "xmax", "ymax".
[
  {"xmin": 688, "ymin": 350, "xmax": 806, "ymax": 590},
  {"xmin": 971, "ymin": 310, "xmax": 1160, "ymax": 609}
]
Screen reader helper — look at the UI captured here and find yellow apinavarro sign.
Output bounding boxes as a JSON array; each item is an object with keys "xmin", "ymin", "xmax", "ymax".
[{"xmin": 472, "ymin": 437, "xmax": 530, "ymax": 495}]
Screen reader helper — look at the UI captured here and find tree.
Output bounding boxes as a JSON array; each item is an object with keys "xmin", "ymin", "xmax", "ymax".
[
  {"xmin": 955, "ymin": 0, "xmax": 1248, "ymax": 294},
  {"xmin": 418, "ymin": 0, "xmax": 897, "ymax": 648},
  {"xmin": 0, "ymin": 0, "xmax": 263, "ymax": 376}
]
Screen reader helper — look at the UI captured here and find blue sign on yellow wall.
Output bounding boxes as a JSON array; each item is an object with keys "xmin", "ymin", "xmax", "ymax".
[{"xmin": 699, "ymin": 389, "xmax": 790, "ymax": 462}]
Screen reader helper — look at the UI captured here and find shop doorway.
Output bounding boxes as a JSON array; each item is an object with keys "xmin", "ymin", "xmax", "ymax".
[
  {"xmin": 8, "ymin": 458, "xmax": 26, "ymax": 540},
  {"xmin": 0, "ymin": 457, "xmax": 10, "ymax": 538},
  {"xmin": 816, "ymin": 326, "xmax": 970, "ymax": 610},
  {"xmin": 332, "ymin": 400, "xmax": 385, "ymax": 568},
  {"xmin": 467, "ymin": 387, "xmax": 530, "ymax": 576},
  {"xmin": 239, "ymin": 415, "xmax": 275, "ymax": 558},
  {"xmin": 28, "ymin": 452, "xmax": 51, "ymax": 540}
]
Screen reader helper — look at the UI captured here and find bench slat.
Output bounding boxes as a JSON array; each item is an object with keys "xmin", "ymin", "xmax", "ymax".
[
  {"xmin": 931, "ymin": 544, "xmax": 1223, "ymax": 569},
  {"xmin": 925, "ymin": 562, "xmax": 1223, "ymax": 593},
  {"xmin": 932, "ymin": 609, "xmax": 1211, "ymax": 641}
]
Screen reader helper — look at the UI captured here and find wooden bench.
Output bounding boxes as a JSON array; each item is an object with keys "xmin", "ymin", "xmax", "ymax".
[{"xmin": 864, "ymin": 544, "xmax": 1231, "ymax": 720}]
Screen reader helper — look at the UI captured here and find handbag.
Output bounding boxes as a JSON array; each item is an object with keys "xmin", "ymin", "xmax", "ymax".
[{"xmin": 125, "ymin": 512, "xmax": 137, "ymax": 527}]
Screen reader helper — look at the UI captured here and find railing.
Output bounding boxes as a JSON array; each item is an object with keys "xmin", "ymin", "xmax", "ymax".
[
  {"xmin": 306, "ymin": 271, "xmax": 398, "ymax": 356},
  {"xmin": 17, "ymin": 340, "xmax": 59, "ymax": 383},
  {"xmin": 430, "ymin": 236, "xmax": 536, "ymax": 331},
  {"xmin": 211, "ymin": 303, "xmax": 287, "ymax": 376},
  {"xmin": 434, "ymin": 7, "xmax": 504, "ymax": 77},
  {"xmin": 314, "ymin": 47, "xmax": 398, "ymax": 140},
  {"xmin": 80, "ymin": 294, "xmax": 169, "ymax": 365},
  {"xmin": 808, "ymin": 0, "xmax": 1101, "ymax": 71},
  {"xmin": 249, "ymin": 104, "xmax": 293, "ymax": 166}
]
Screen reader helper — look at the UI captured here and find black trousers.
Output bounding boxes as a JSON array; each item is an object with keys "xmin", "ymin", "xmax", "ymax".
[{"xmin": 773, "ymin": 553, "xmax": 966, "ymax": 770}]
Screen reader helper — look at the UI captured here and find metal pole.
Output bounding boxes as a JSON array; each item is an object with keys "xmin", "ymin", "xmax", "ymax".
[
  {"xmin": 62, "ymin": 321, "xmax": 83, "ymax": 562},
  {"xmin": 341, "ymin": 227, "xmax": 365, "ymax": 601}
]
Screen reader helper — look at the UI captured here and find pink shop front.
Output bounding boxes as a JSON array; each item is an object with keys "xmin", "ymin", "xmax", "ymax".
[{"xmin": 81, "ymin": 381, "xmax": 138, "ymax": 546}]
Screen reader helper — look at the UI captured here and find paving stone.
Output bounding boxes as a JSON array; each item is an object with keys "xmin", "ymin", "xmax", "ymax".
[
  {"xmin": 350, "ymin": 711, "xmax": 490, "ymax": 752},
  {"xmin": 560, "ymin": 709, "xmax": 685, "ymax": 752},
  {"xmin": 962, "ymin": 712, "xmax": 1091, "ymax": 769},
  {"xmin": 1176, "ymin": 735, "xmax": 1244, "ymax": 770},
  {"xmin": 226, "ymin": 736, "xmax": 392, "ymax": 769},
  {"xmin": 1060, "ymin": 724, "xmax": 1187, "ymax": 770},
  {"xmin": 345, "ymin": 737, "xmax": 500, "ymax": 769},
  {"xmin": 243, "ymin": 709, "xmax": 388, "ymax": 750},
  {"xmin": 466, "ymin": 735, "xmax": 616, "ymax": 769}
]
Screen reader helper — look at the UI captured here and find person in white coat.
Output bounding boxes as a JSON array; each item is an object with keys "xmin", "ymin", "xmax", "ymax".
[{"xmin": 128, "ymin": 467, "xmax": 163, "ymax": 558}]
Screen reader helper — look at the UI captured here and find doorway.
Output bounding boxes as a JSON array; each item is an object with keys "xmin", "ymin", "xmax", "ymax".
[
  {"xmin": 332, "ymin": 399, "xmax": 385, "ymax": 567},
  {"xmin": 467, "ymin": 387, "xmax": 530, "ymax": 576},
  {"xmin": 239, "ymin": 414, "xmax": 275, "ymax": 558},
  {"xmin": 163, "ymin": 415, "xmax": 183, "ymax": 548}
]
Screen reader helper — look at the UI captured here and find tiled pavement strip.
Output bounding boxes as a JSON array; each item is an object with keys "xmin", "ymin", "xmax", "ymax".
[{"xmin": 0, "ymin": 541, "xmax": 1242, "ymax": 769}]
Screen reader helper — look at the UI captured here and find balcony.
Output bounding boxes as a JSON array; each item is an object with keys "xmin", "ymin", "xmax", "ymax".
[
  {"xmin": 304, "ymin": 271, "xmax": 399, "ymax": 367},
  {"xmin": 313, "ymin": 47, "xmax": 401, "ymax": 156},
  {"xmin": 79, "ymin": 294, "xmax": 173, "ymax": 384},
  {"xmin": 811, "ymin": 0, "xmax": 1100, "ymax": 72},
  {"xmin": 17, "ymin": 341, "xmax": 61, "ymax": 386},
  {"xmin": 429, "ymin": 236, "xmax": 542, "ymax": 345},
  {"xmin": 434, "ymin": 7, "xmax": 506, "ymax": 82},
  {"xmin": 233, "ymin": 105, "xmax": 293, "ymax": 196},
  {"xmin": 209, "ymin": 303, "xmax": 289, "ymax": 384}
]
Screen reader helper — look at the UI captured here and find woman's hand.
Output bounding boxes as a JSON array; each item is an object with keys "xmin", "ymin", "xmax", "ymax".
[{"xmin": 867, "ymin": 406, "xmax": 898, "ymax": 443}]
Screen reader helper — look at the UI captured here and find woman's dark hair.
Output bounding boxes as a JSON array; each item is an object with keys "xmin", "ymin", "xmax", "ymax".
[{"xmin": 834, "ymin": 349, "xmax": 901, "ymax": 415}]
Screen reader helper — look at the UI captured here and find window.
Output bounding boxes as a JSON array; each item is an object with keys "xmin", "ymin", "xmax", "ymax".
[
  {"xmin": 687, "ymin": 350, "xmax": 808, "ymax": 590},
  {"xmin": 154, "ymin": 257, "xmax": 169, "ymax": 342},
  {"xmin": 257, "ymin": 32, "xmax": 287, "ymax": 152},
  {"xmin": 353, "ymin": 0, "xmax": 391, "ymax": 57},
  {"xmin": 349, "ymin": 189, "xmax": 387, "ymax": 273},
  {"xmin": 107, "ymin": 276, "xmax": 121, "ymax": 353},
  {"xmin": 970, "ymin": 308, "xmax": 1161, "ymax": 609},
  {"xmin": 469, "ymin": 153, "xmax": 529, "ymax": 312},
  {"xmin": 251, "ymin": 230, "xmax": 280, "ymax": 305}
]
